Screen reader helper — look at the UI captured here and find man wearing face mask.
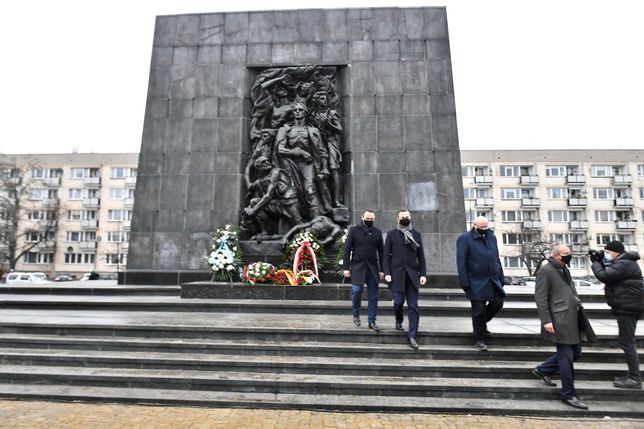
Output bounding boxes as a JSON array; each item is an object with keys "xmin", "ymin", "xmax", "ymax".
[
  {"xmin": 590, "ymin": 240, "xmax": 643, "ymax": 389},
  {"xmin": 383, "ymin": 209, "xmax": 427, "ymax": 350},
  {"xmin": 456, "ymin": 216, "xmax": 506, "ymax": 352},
  {"xmin": 343, "ymin": 209, "xmax": 385, "ymax": 331},
  {"xmin": 533, "ymin": 244, "xmax": 591, "ymax": 410}
]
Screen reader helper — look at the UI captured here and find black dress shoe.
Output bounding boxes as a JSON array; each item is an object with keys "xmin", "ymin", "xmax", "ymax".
[
  {"xmin": 369, "ymin": 322, "xmax": 381, "ymax": 333},
  {"xmin": 474, "ymin": 341, "xmax": 488, "ymax": 352},
  {"xmin": 408, "ymin": 337, "xmax": 419, "ymax": 350},
  {"xmin": 614, "ymin": 377, "xmax": 643, "ymax": 389},
  {"xmin": 353, "ymin": 316, "xmax": 361, "ymax": 326},
  {"xmin": 395, "ymin": 322, "xmax": 404, "ymax": 331},
  {"xmin": 532, "ymin": 368, "xmax": 557, "ymax": 387},
  {"xmin": 561, "ymin": 396, "xmax": 588, "ymax": 410}
]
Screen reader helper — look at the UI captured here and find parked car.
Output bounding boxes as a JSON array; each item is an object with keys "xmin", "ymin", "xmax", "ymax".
[
  {"xmin": 53, "ymin": 274, "xmax": 74, "ymax": 282},
  {"xmin": 523, "ymin": 276, "xmax": 536, "ymax": 287},
  {"xmin": 504, "ymin": 276, "xmax": 526, "ymax": 285},
  {"xmin": 80, "ymin": 272, "xmax": 100, "ymax": 281},
  {"xmin": 4, "ymin": 272, "xmax": 50, "ymax": 284},
  {"xmin": 573, "ymin": 279, "xmax": 597, "ymax": 288},
  {"xmin": 99, "ymin": 273, "xmax": 118, "ymax": 280}
]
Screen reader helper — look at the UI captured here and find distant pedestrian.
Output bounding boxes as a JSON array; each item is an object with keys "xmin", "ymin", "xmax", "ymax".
[
  {"xmin": 383, "ymin": 209, "xmax": 427, "ymax": 350},
  {"xmin": 456, "ymin": 216, "xmax": 506, "ymax": 351},
  {"xmin": 343, "ymin": 209, "xmax": 385, "ymax": 332},
  {"xmin": 533, "ymin": 244, "xmax": 593, "ymax": 410},
  {"xmin": 590, "ymin": 241, "xmax": 643, "ymax": 389}
]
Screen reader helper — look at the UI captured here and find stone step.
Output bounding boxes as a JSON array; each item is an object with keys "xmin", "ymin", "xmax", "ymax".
[
  {"xmin": 1, "ymin": 383, "xmax": 640, "ymax": 417},
  {"xmin": 0, "ymin": 285, "xmax": 180, "ymax": 296},
  {"xmin": 1, "ymin": 364, "xmax": 641, "ymax": 402},
  {"xmin": 0, "ymin": 347, "xmax": 632, "ymax": 380},
  {"xmin": 0, "ymin": 334, "xmax": 636, "ymax": 362}
]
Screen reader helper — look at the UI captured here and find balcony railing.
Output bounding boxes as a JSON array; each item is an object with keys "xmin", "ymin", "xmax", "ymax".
[
  {"xmin": 122, "ymin": 220, "xmax": 131, "ymax": 229},
  {"xmin": 125, "ymin": 176, "xmax": 137, "ymax": 187},
  {"xmin": 79, "ymin": 241, "xmax": 97, "ymax": 251},
  {"xmin": 566, "ymin": 175, "xmax": 586, "ymax": 184},
  {"xmin": 474, "ymin": 176, "xmax": 494, "ymax": 186},
  {"xmin": 123, "ymin": 198, "xmax": 134, "ymax": 207},
  {"xmin": 42, "ymin": 198, "xmax": 59, "ymax": 206},
  {"xmin": 475, "ymin": 197, "xmax": 494, "ymax": 208},
  {"xmin": 83, "ymin": 177, "xmax": 101, "ymax": 187},
  {"xmin": 612, "ymin": 175, "xmax": 633, "ymax": 186},
  {"xmin": 520, "ymin": 176, "xmax": 539, "ymax": 186},
  {"xmin": 523, "ymin": 220, "xmax": 542, "ymax": 229},
  {"xmin": 614, "ymin": 197, "xmax": 635, "ymax": 207},
  {"xmin": 81, "ymin": 220, "xmax": 99, "ymax": 229},
  {"xmin": 624, "ymin": 243, "xmax": 639, "ymax": 252},
  {"xmin": 569, "ymin": 220, "xmax": 589, "ymax": 230},
  {"xmin": 82, "ymin": 198, "xmax": 100, "ymax": 207},
  {"xmin": 43, "ymin": 177, "xmax": 61, "ymax": 187},
  {"xmin": 615, "ymin": 220, "xmax": 637, "ymax": 230},
  {"xmin": 570, "ymin": 244, "xmax": 591, "ymax": 254},
  {"xmin": 567, "ymin": 198, "xmax": 588, "ymax": 207},
  {"xmin": 521, "ymin": 197, "xmax": 540, "ymax": 207}
]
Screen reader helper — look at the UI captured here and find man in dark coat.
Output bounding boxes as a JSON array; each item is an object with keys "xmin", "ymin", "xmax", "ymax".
[
  {"xmin": 456, "ymin": 216, "xmax": 506, "ymax": 351},
  {"xmin": 383, "ymin": 209, "xmax": 427, "ymax": 350},
  {"xmin": 343, "ymin": 209, "xmax": 385, "ymax": 332},
  {"xmin": 590, "ymin": 240, "xmax": 643, "ymax": 389},
  {"xmin": 533, "ymin": 244, "xmax": 590, "ymax": 410}
]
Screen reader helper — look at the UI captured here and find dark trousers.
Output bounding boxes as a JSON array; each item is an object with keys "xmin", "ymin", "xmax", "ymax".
[
  {"xmin": 616, "ymin": 313, "xmax": 641, "ymax": 382},
  {"xmin": 392, "ymin": 274, "xmax": 419, "ymax": 339},
  {"xmin": 536, "ymin": 343, "xmax": 582, "ymax": 400},
  {"xmin": 351, "ymin": 269, "xmax": 380, "ymax": 324},
  {"xmin": 470, "ymin": 287, "xmax": 504, "ymax": 342}
]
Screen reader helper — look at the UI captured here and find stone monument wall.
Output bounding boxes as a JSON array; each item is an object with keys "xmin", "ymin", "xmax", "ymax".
[{"xmin": 126, "ymin": 7, "xmax": 464, "ymax": 285}]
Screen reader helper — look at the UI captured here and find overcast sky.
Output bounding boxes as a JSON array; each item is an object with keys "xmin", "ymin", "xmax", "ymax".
[{"xmin": 0, "ymin": 0, "xmax": 642, "ymax": 154}]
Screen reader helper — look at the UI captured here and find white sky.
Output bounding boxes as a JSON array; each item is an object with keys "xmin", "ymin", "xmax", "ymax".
[{"xmin": 0, "ymin": 0, "xmax": 642, "ymax": 154}]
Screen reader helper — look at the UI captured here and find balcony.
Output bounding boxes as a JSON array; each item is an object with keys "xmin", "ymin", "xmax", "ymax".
[
  {"xmin": 523, "ymin": 220, "xmax": 542, "ymax": 229},
  {"xmin": 82, "ymin": 198, "xmax": 100, "ymax": 208},
  {"xmin": 123, "ymin": 198, "xmax": 134, "ymax": 207},
  {"xmin": 566, "ymin": 175, "xmax": 586, "ymax": 185},
  {"xmin": 81, "ymin": 220, "xmax": 99, "ymax": 230},
  {"xmin": 624, "ymin": 243, "xmax": 639, "ymax": 252},
  {"xmin": 38, "ymin": 241, "xmax": 55, "ymax": 252},
  {"xmin": 615, "ymin": 220, "xmax": 637, "ymax": 230},
  {"xmin": 614, "ymin": 197, "xmax": 635, "ymax": 207},
  {"xmin": 570, "ymin": 244, "xmax": 591, "ymax": 254},
  {"xmin": 521, "ymin": 197, "xmax": 541, "ymax": 207},
  {"xmin": 569, "ymin": 220, "xmax": 589, "ymax": 230},
  {"xmin": 475, "ymin": 197, "xmax": 494, "ymax": 208},
  {"xmin": 83, "ymin": 177, "xmax": 101, "ymax": 188},
  {"xmin": 125, "ymin": 176, "xmax": 137, "ymax": 187},
  {"xmin": 122, "ymin": 220, "xmax": 131, "ymax": 229},
  {"xmin": 520, "ymin": 176, "xmax": 539, "ymax": 186},
  {"xmin": 474, "ymin": 176, "xmax": 494, "ymax": 186},
  {"xmin": 42, "ymin": 198, "xmax": 59, "ymax": 206},
  {"xmin": 567, "ymin": 198, "xmax": 588, "ymax": 208},
  {"xmin": 612, "ymin": 175, "xmax": 632, "ymax": 187},
  {"xmin": 43, "ymin": 177, "xmax": 61, "ymax": 187},
  {"xmin": 79, "ymin": 241, "xmax": 97, "ymax": 251}
]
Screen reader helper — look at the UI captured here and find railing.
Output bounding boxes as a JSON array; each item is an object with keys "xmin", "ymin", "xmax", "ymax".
[
  {"xmin": 123, "ymin": 198, "xmax": 134, "ymax": 207},
  {"xmin": 521, "ymin": 197, "xmax": 540, "ymax": 207},
  {"xmin": 474, "ymin": 176, "xmax": 494, "ymax": 185},
  {"xmin": 614, "ymin": 197, "xmax": 634, "ymax": 207},
  {"xmin": 475, "ymin": 197, "xmax": 494, "ymax": 207},
  {"xmin": 568, "ymin": 198, "xmax": 588, "ymax": 207},
  {"xmin": 520, "ymin": 176, "xmax": 539, "ymax": 185},
  {"xmin": 125, "ymin": 176, "xmax": 137, "ymax": 187},
  {"xmin": 613, "ymin": 175, "xmax": 633, "ymax": 186},
  {"xmin": 569, "ymin": 220, "xmax": 589, "ymax": 230},
  {"xmin": 566, "ymin": 175, "xmax": 586, "ymax": 184},
  {"xmin": 82, "ymin": 198, "xmax": 100, "ymax": 207},
  {"xmin": 81, "ymin": 220, "xmax": 99, "ymax": 229},
  {"xmin": 122, "ymin": 220, "xmax": 131, "ymax": 229},
  {"xmin": 615, "ymin": 220, "xmax": 637, "ymax": 230},
  {"xmin": 43, "ymin": 177, "xmax": 61, "ymax": 187},
  {"xmin": 523, "ymin": 220, "xmax": 542, "ymax": 229},
  {"xmin": 83, "ymin": 177, "xmax": 101, "ymax": 187},
  {"xmin": 79, "ymin": 241, "xmax": 96, "ymax": 250}
]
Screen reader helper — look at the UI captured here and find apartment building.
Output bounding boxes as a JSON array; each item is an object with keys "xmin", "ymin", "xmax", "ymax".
[
  {"xmin": 461, "ymin": 150, "xmax": 644, "ymax": 276},
  {"xmin": 0, "ymin": 153, "xmax": 138, "ymax": 277}
]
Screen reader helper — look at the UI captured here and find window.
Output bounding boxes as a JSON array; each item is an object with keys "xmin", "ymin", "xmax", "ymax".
[
  {"xmin": 638, "ymin": 165, "xmax": 644, "ymax": 177},
  {"xmin": 545, "ymin": 166, "xmax": 567, "ymax": 177},
  {"xmin": 26, "ymin": 210, "xmax": 55, "ymax": 221},
  {"xmin": 66, "ymin": 231, "xmax": 96, "ymax": 242},
  {"xmin": 31, "ymin": 168, "xmax": 46, "ymax": 178},
  {"xmin": 503, "ymin": 233, "xmax": 522, "ymax": 245},
  {"xmin": 501, "ymin": 188, "xmax": 522, "ymax": 200},
  {"xmin": 107, "ymin": 231, "xmax": 129, "ymax": 242},
  {"xmin": 25, "ymin": 232, "xmax": 41, "ymax": 242},
  {"xmin": 68, "ymin": 210, "xmax": 82, "ymax": 221},
  {"xmin": 109, "ymin": 188, "xmax": 132, "ymax": 200},
  {"xmin": 106, "ymin": 254, "xmax": 127, "ymax": 265},
  {"xmin": 462, "ymin": 166, "xmax": 475, "ymax": 177},
  {"xmin": 465, "ymin": 211, "xmax": 489, "ymax": 223},
  {"xmin": 68, "ymin": 188, "xmax": 85, "ymax": 200},
  {"xmin": 548, "ymin": 188, "xmax": 568, "ymax": 199},
  {"xmin": 594, "ymin": 211, "xmax": 615, "ymax": 222},
  {"xmin": 639, "ymin": 189, "xmax": 644, "ymax": 199},
  {"xmin": 111, "ymin": 167, "xmax": 136, "ymax": 179},
  {"xmin": 70, "ymin": 168, "xmax": 99, "ymax": 179},
  {"xmin": 66, "ymin": 231, "xmax": 81, "ymax": 242},
  {"xmin": 550, "ymin": 233, "xmax": 572, "ymax": 244},
  {"xmin": 591, "ymin": 165, "xmax": 614, "ymax": 177},
  {"xmin": 503, "ymin": 257, "xmax": 523, "ymax": 268},
  {"xmin": 548, "ymin": 211, "xmax": 569, "ymax": 222},
  {"xmin": 592, "ymin": 188, "xmax": 614, "ymax": 199},
  {"xmin": 463, "ymin": 188, "xmax": 475, "ymax": 199},
  {"xmin": 65, "ymin": 253, "xmax": 95, "ymax": 264},
  {"xmin": 29, "ymin": 189, "xmax": 48, "ymax": 200},
  {"xmin": 108, "ymin": 210, "xmax": 132, "ymax": 221},
  {"xmin": 596, "ymin": 234, "xmax": 631, "ymax": 245},
  {"xmin": 501, "ymin": 211, "xmax": 523, "ymax": 222},
  {"xmin": 500, "ymin": 166, "xmax": 520, "ymax": 177},
  {"xmin": 23, "ymin": 252, "xmax": 53, "ymax": 264},
  {"xmin": 570, "ymin": 257, "xmax": 586, "ymax": 269}
]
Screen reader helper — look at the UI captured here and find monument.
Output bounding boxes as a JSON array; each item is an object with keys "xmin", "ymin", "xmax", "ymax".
[{"xmin": 126, "ymin": 7, "xmax": 465, "ymax": 285}]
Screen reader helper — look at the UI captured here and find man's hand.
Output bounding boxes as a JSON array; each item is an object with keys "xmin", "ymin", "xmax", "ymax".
[
  {"xmin": 379, "ymin": 272, "xmax": 384, "ymax": 280},
  {"xmin": 385, "ymin": 275, "xmax": 392, "ymax": 283},
  {"xmin": 544, "ymin": 322, "xmax": 555, "ymax": 334},
  {"xmin": 419, "ymin": 276, "xmax": 427, "ymax": 286},
  {"xmin": 343, "ymin": 270, "xmax": 350, "ymax": 278}
]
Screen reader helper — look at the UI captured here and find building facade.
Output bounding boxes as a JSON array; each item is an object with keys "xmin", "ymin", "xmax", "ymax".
[
  {"xmin": 461, "ymin": 150, "xmax": 644, "ymax": 276},
  {"xmin": 1, "ymin": 153, "xmax": 138, "ymax": 277}
]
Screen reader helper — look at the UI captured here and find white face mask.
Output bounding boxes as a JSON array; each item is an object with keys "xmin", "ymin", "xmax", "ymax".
[{"xmin": 604, "ymin": 253, "xmax": 614, "ymax": 262}]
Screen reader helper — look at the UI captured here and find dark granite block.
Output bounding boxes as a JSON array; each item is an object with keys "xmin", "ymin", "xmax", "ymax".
[
  {"xmin": 427, "ymin": 58, "xmax": 454, "ymax": 95},
  {"xmin": 130, "ymin": 208, "xmax": 158, "ymax": 233},
  {"xmin": 153, "ymin": 232, "xmax": 187, "ymax": 269},
  {"xmin": 429, "ymin": 94, "xmax": 456, "ymax": 116},
  {"xmin": 401, "ymin": 8, "xmax": 424, "ymax": 40},
  {"xmin": 348, "ymin": 116, "xmax": 376, "ymax": 152},
  {"xmin": 191, "ymin": 119, "xmax": 217, "ymax": 153},
  {"xmin": 349, "ymin": 62, "xmax": 373, "ymax": 95},
  {"xmin": 216, "ymin": 118, "xmax": 243, "ymax": 153},
  {"xmin": 193, "ymin": 98, "xmax": 218, "ymax": 119},
  {"xmin": 125, "ymin": 232, "xmax": 153, "ymax": 269},
  {"xmin": 426, "ymin": 39, "xmax": 451, "ymax": 60},
  {"xmin": 431, "ymin": 115, "xmax": 458, "ymax": 151},
  {"xmin": 436, "ymin": 173, "xmax": 465, "ymax": 211},
  {"xmin": 189, "ymin": 154, "xmax": 216, "ymax": 175},
  {"xmin": 401, "ymin": 40, "xmax": 426, "ymax": 60},
  {"xmin": 176, "ymin": 15, "xmax": 199, "ymax": 45},
  {"xmin": 224, "ymin": 12, "xmax": 249, "ymax": 43},
  {"xmin": 296, "ymin": 9, "xmax": 323, "ymax": 42},
  {"xmin": 403, "ymin": 95, "xmax": 430, "ymax": 116},
  {"xmin": 378, "ymin": 152, "xmax": 405, "ymax": 173},
  {"xmin": 163, "ymin": 154, "xmax": 190, "ymax": 175},
  {"xmin": 373, "ymin": 61, "xmax": 401, "ymax": 95},
  {"xmin": 184, "ymin": 232, "xmax": 212, "ymax": 269},
  {"xmin": 222, "ymin": 44, "xmax": 247, "ymax": 64},
  {"xmin": 160, "ymin": 175, "xmax": 188, "ymax": 210},
  {"xmin": 407, "ymin": 174, "xmax": 437, "ymax": 211},
  {"xmin": 439, "ymin": 210, "xmax": 467, "ymax": 235},
  {"xmin": 164, "ymin": 118, "xmax": 192, "ymax": 153},
  {"xmin": 199, "ymin": 14, "xmax": 224, "ymax": 45},
  {"xmin": 197, "ymin": 46, "xmax": 221, "ymax": 64},
  {"xmin": 439, "ymin": 232, "xmax": 460, "ymax": 272},
  {"xmin": 373, "ymin": 9, "xmax": 403, "ymax": 40},
  {"xmin": 173, "ymin": 47, "xmax": 197, "ymax": 65},
  {"xmin": 170, "ymin": 99, "xmax": 193, "ymax": 118},
  {"xmin": 353, "ymin": 174, "xmax": 379, "ymax": 211},
  {"xmin": 246, "ymin": 43, "xmax": 272, "ymax": 64},
  {"xmin": 349, "ymin": 41, "xmax": 372, "ymax": 61},
  {"xmin": 375, "ymin": 95, "xmax": 402, "ymax": 115},
  {"xmin": 404, "ymin": 116, "xmax": 430, "ymax": 151},
  {"xmin": 273, "ymin": 11, "xmax": 299, "ymax": 42},
  {"xmin": 323, "ymin": 9, "xmax": 348, "ymax": 42},
  {"xmin": 195, "ymin": 65, "xmax": 220, "ymax": 97},
  {"xmin": 272, "ymin": 43, "xmax": 296, "ymax": 64},
  {"xmin": 296, "ymin": 43, "xmax": 322, "ymax": 62},
  {"xmin": 401, "ymin": 60, "xmax": 428, "ymax": 94},
  {"xmin": 347, "ymin": 9, "xmax": 373, "ymax": 41},
  {"xmin": 214, "ymin": 152, "xmax": 242, "ymax": 174},
  {"xmin": 170, "ymin": 64, "xmax": 196, "ymax": 99},
  {"xmin": 219, "ymin": 65, "xmax": 245, "ymax": 97},
  {"xmin": 285, "ymin": 285, "xmax": 340, "ymax": 300},
  {"xmin": 186, "ymin": 175, "xmax": 216, "ymax": 211},
  {"xmin": 248, "ymin": 12, "xmax": 273, "ymax": 43},
  {"xmin": 127, "ymin": 270, "xmax": 180, "ymax": 286},
  {"xmin": 145, "ymin": 99, "xmax": 168, "ymax": 120},
  {"xmin": 422, "ymin": 8, "xmax": 448, "ymax": 40},
  {"xmin": 214, "ymin": 175, "xmax": 243, "ymax": 211},
  {"xmin": 322, "ymin": 42, "xmax": 348, "ymax": 63},
  {"xmin": 350, "ymin": 96, "xmax": 375, "ymax": 116},
  {"xmin": 157, "ymin": 209, "xmax": 186, "ymax": 232},
  {"xmin": 374, "ymin": 40, "xmax": 400, "ymax": 60},
  {"xmin": 405, "ymin": 151, "xmax": 432, "ymax": 173},
  {"xmin": 218, "ymin": 98, "xmax": 244, "ymax": 117},
  {"xmin": 409, "ymin": 211, "xmax": 437, "ymax": 234},
  {"xmin": 352, "ymin": 152, "xmax": 377, "ymax": 174},
  {"xmin": 376, "ymin": 116, "xmax": 403, "ymax": 151},
  {"xmin": 151, "ymin": 47, "xmax": 173, "ymax": 66},
  {"xmin": 148, "ymin": 66, "xmax": 170, "ymax": 98},
  {"xmin": 154, "ymin": 16, "xmax": 177, "ymax": 46},
  {"xmin": 379, "ymin": 174, "xmax": 406, "ymax": 210},
  {"xmin": 139, "ymin": 151, "xmax": 163, "ymax": 175},
  {"xmin": 432, "ymin": 150, "xmax": 461, "ymax": 174},
  {"xmin": 142, "ymin": 119, "xmax": 166, "ymax": 153}
]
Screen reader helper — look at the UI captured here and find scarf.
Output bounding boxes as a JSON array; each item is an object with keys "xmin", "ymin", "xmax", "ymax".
[{"xmin": 397, "ymin": 223, "xmax": 419, "ymax": 250}]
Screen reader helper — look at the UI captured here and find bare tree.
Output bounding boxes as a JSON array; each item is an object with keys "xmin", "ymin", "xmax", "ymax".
[
  {"xmin": 0, "ymin": 155, "xmax": 61, "ymax": 272},
  {"xmin": 510, "ymin": 224, "xmax": 551, "ymax": 276}
]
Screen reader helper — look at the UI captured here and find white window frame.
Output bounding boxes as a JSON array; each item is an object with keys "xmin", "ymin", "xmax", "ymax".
[
  {"xmin": 548, "ymin": 188, "xmax": 569, "ymax": 199},
  {"xmin": 594, "ymin": 210, "xmax": 616, "ymax": 222},
  {"xmin": 545, "ymin": 165, "xmax": 566, "ymax": 177},
  {"xmin": 548, "ymin": 210, "xmax": 570, "ymax": 222},
  {"xmin": 592, "ymin": 188, "xmax": 614, "ymax": 200}
]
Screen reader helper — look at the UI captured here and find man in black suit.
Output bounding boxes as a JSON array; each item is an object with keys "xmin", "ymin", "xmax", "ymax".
[
  {"xmin": 343, "ymin": 209, "xmax": 385, "ymax": 331},
  {"xmin": 384, "ymin": 209, "xmax": 427, "ymax": 350}
]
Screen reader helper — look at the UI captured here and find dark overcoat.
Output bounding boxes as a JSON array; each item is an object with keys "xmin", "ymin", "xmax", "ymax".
[
  {"xmin": 535, "ymin": 258, "xmax": 582, "ymax": 345},
  {"xmin": 383, "ymin": 228, "xmax": 427, "ymax": 292},
  {"xmin": 342, "ymin": 225, "xmax": 384, "ymax": 285},
  {"xmin": 456, "ymin": 229, "xmax": 506, "ymax": 300}
]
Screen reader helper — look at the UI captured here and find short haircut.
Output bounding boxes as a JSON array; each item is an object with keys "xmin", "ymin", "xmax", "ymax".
[
  {"xmin": 363, "ymin": 208, "xmax": 375, "ymax": 215},
  {"xmin": 551, "ymin": 243, "xmax": 564, "ymax": 256},
  {"xmin": 397, "ymin": 208, "xmax": 411, "ymax": 216}
]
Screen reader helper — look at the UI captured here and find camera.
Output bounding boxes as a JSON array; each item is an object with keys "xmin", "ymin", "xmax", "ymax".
[{"xmin": 587, "ymin": 249, "xmax": 604, "ymax": 260}]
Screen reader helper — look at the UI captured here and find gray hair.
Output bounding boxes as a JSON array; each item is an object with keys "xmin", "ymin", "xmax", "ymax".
[{"xmin": 551, "ymin": 243, "xmax": 565, "ymax": 256}]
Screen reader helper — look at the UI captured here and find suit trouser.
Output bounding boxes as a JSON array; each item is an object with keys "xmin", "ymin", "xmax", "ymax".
[
  {"xmin": 470, "ymin": 287, "xmax": 504, "ymax": 342},
  {"xmin": 392, "ymin": 274, "xmax": 419, "ymax": 339},
  {"xmin": 536, "ymin": 343, "xmax": 582, "ymax": 400},
  {"xmin": 351, "ymin": 269, "xmax": 380, "ymax": 324},
  {"xmin": 616, "ymin": 313, "xmax": 641, "ymax": 382}
]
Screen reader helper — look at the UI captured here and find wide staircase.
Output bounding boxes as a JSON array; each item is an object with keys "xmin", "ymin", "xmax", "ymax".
[{"xmin": 0, "ymin": 282, "xmax": 642, "ymax": 417}]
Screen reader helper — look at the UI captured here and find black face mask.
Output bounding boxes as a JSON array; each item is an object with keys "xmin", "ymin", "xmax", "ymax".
[
  {"xmin": 362, "ymin": 220, "xmax": 374, "ymax": 228},
  {"xmin": 399, "ymin": 218, "xmax": 411, "ymax": 227},
  {"xmin": 560, "ymin": 254, "xmax": 573, "ymax": 265},
  {"xmin": 475, "ymin": 228, "xmax": 487, "ymax": 236}
]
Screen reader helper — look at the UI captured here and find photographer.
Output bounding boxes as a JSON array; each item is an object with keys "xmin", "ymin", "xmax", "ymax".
[{"xmin": 590, "ymin": 241, "xmax": 643, "ymax": 389}]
